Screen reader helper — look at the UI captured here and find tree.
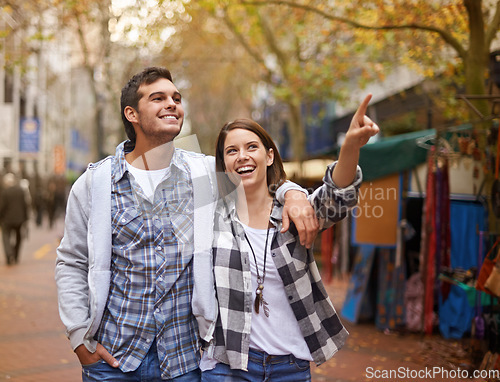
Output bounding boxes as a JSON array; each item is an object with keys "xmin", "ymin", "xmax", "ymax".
[
  {"xmin": 152, "ymin": 3, "xmax": 257, "ymax": 155},
  {"xmin": 241, "ymin": 0, "xmax": 500, "ymax": 136},
  {"xmin": 60, "ymin": 0, "xmax": 114, "ymax": 159},
  {"xmin": 52, "ymin": 0, "xmax": 187, "ymax": 159},
  {"xmin": 1, "ymin": 0, "xmax": 123, "ymax": 161},
  {"xmin": 189, "ymin": 0, "xmax": 391, "ymax": 166},
  {"xmin": 238, "ymin": 0, "xmax": 500, "ymax": 231}
]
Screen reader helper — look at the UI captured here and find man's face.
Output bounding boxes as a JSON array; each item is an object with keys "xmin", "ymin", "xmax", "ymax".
[{"xmin": 130, "ymin": 78, "xmax": 185, "ymax": 145}]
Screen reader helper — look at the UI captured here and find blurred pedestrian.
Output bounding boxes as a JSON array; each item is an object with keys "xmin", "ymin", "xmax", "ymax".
[
  {"xmin": 19, "ymin": 177, "xmax": 32, "ymax": 240},
  {"xmin": 55, "ymin": 66, "xmax": 316, "ymax": 381},
  {"xmin": 30, "ymin": 174, "xmax": 46, "ymax": 227},
  {"xmin": 199, "ymin": 95, "xmax": 379, "ymax": 381},
  {"xmin": 46, "ymin": 177, "xmax": 58, "ymax": 228},
  {"xmin": 45, "ymin": 175, "xmax": 68, "ymax": 229},
  {"xmin": 0, "ymin": 173, "xmax": 29, "ymax": 265}
]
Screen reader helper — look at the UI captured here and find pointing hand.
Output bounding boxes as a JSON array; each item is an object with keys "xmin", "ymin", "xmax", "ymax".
[{"xmin": 345, "ymin": 94, "xmax": 380, "ymax": 149}]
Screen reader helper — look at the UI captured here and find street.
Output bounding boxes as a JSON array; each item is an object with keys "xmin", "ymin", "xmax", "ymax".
[
  {"xmin": 0, "ymin": 219, "xmax": 490, "ymax": 382},
  {"xmin": 0, "ymin": 219, "xmax": 80, "ymax": 381}
]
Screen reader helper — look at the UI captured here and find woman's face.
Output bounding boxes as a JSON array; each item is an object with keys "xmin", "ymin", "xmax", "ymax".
[{"xmin": 223, "ymin": 128, "xmax": 274, "ymax": 192}]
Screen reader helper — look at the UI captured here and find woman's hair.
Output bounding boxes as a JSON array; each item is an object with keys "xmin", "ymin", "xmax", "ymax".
[{"xmin": 215, "ymin": 118, "xmax": 287, "ymax": 198}]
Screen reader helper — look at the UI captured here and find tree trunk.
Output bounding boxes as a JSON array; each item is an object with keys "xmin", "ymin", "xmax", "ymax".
[
  {"xmin": 464, "ymin": 0, "xmax": 490, "ymax": 123},
  {"xmin": 464, "ymin": 0, "xmax": 499, "ymax": 232},
  {"xmin": 286, "ymin": 97, "xmax": 306, "ymax": 176}
]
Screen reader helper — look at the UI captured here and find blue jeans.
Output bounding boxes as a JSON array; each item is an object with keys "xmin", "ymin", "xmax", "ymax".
[
  {"xmin": 201, "ymin": 348, "xmax": 311, "ymax": 382},
  {"xmin": 82, "ymin": 340, "xmax": 201, "ymax": 382}
]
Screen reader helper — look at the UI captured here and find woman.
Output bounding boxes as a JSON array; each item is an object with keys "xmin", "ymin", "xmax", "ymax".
[{"xmin": 201, "ymin": 95, "xmax": 379, "ymax": 381}]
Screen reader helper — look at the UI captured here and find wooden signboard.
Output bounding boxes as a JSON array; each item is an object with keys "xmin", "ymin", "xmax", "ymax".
[{"xmin": 352, "ymin": 174, "xmax": 400, "ymax": 246}]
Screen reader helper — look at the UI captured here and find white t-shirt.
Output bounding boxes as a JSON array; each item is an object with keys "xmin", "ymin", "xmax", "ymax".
[
  {"xmin": 126, "ymin": 162, "xmax": 167, "ymax": 201},
  {"xmin": 243, "ymin": 224, "xmax": 313, "ymax": 361}
]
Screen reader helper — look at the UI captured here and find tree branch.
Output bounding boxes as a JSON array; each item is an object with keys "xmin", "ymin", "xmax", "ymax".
[
  {"xmin": 240, "ymin": 0, "xmax": 468, "ymax": 60},
  {"xmin": 75, "ymin": 13, "xmax": 92, "ymax": 74},
  {"xmin": 220, "ymin": 7, "xmax": 274, "ymax": 84},
  {"xmin": 256, "ymin": 10, "xmax": 290, "ymax": 81}
]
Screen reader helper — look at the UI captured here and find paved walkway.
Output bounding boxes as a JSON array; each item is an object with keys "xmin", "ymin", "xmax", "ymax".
[
  {"xmin": 0, "ymin": 220, "xmax": 493, "ymax": 381},
  {"xmin": 0, "ymin": 219, "xmax": 81, "ymax": 381}
]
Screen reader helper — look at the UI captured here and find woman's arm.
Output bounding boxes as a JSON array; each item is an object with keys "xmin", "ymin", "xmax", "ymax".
[
  {"xmin": 276, "ymin": 183, "xmax": 319, "ymax": 249},
  {"xmin": 311, "ymin": 94, "xmax": 379, "ymax": 227},
  {"xmin": 332, "ymin": 94, "xmax": 379, "ymax": 188}
]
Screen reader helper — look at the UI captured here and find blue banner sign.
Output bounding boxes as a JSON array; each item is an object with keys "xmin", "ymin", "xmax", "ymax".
[{"xmin": 19, "ymin": 117, "xmax": 40, "ymax": 153}]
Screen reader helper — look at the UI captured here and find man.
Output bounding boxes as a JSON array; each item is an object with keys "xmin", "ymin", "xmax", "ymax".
[
  {"xmin": 55, "ymin": 67, "xmax": 318, "ymax": 381},
  {"xmin": 0, "ymin": 173, "xmax": 29, "ymax": 265}
]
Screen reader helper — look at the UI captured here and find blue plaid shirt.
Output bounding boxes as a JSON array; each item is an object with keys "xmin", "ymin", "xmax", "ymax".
[{"xmin": 95, "ymin": 141, "xmax": 199, "ymax": 379}]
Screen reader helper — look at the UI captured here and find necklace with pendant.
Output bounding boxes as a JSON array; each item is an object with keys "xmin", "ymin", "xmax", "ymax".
[{"xmin": 244, "ymin": 224, "xmax": 271, "ymax": 317}]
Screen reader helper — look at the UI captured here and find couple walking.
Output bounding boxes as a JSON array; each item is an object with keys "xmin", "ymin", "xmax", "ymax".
[{"xmin": 55, "ymin": 66, "xmax": 378, "ymax": 381}]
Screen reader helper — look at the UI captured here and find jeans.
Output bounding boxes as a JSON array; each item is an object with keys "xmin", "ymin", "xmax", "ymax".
[
  {"xmin": 82, "ymin": 340, "xmax": 201, "ymax": 382},
  {"xmin": 201, "ymin": 348, "xmax": 311, "ymax": 382}
]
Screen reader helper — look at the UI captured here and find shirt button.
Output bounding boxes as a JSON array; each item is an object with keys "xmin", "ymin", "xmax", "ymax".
[
  {"xmin": 156, "ymin": 246, "xmax": 162, "ymax": 251},
  {"xmin": 121, "ymin": 218, "xmax": 126, "ymax": 223},
  {"xmin": 146, "ymin": 338, "xmax": 151, "ymax": 343},
  {"xmin": 288, "ymin": 296, "xmax": 293, "ymax": 300}
]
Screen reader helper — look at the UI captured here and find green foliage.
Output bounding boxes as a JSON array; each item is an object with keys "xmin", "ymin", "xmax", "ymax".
[{"xmin": 381, "ymin": 112, "xmax": 419, "ymax": 137}]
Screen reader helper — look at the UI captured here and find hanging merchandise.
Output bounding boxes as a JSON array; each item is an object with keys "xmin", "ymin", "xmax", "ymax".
[
  {"xmin": 423, "ymin": 147, "xmax": 451, "ymax": 335},
  {"xmin": 491, "ymin": 126, "xmax": 500, "ymax": 217},
  {"xmin": 423, "ymin": 151, "xmax": 437, "ymax": 335},
  {"xmin": 376, "ymin": 247, "xmax": 406, "ymax": 331},
  {"xmin": 437, "ymin": 157, "xmax": 451, "ymax": 300},
  {"xmin": 404, "ymin": 272, "xmax": 424, "ymax": 332},
  {"xmin": 484, "ymin": 262, "xmax": 500, "ymax": 296},
  {"xmin": 472, "ymin": 231, "xmax": 486, "ymax": 341},
  {"xmin": 476, "ymin": 238, "xmax": 500, "ymax": 295}
]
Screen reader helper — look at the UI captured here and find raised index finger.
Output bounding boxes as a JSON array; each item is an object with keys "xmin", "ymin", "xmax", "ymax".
[{"xmin": 354, "ymin": 93, "xmax": 372, "ymax": 123}]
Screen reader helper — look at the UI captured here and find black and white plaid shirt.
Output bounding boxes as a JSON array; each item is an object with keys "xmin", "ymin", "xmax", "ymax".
[{"xmin": 209, "ymin": 162, "xmax": 362, "ymax": 370}]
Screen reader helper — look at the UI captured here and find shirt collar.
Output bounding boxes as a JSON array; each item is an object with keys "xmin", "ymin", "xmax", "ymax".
[
  {"xmin": 112, "ymin": 140, "xmax": 188, "ymax": 184},
  {"xmin": 269, "ymin": 198, "xmax": 283, "ymax": 227}
]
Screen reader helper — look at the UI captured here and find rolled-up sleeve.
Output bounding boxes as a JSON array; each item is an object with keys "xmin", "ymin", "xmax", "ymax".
[{"xmin": 309, "ymin": 161, "xmax": 362, "ymax": 226}]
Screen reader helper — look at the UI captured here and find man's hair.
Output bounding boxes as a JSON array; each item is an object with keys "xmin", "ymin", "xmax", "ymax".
[
  {"xmin": 120, "ymin": 67, "xmax": 173, "ymax": 143},
  {"xmin": 215, "ymin": 118, "xmax": 287, "ymax": 198}
]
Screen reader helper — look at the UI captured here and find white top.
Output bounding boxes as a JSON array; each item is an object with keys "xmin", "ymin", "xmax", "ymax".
[
  {"xmin": 126, "ymin": 162, "xmax": 166, "ymax": 201},
  {"xmin": 243, "ymin": 223, "xmax": 313, "ymax": 361}
]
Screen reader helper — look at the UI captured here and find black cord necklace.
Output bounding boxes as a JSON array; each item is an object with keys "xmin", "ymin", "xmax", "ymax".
[{"xmin": 244, "ymin": 225, "xmax": 271, "ymax": 317}]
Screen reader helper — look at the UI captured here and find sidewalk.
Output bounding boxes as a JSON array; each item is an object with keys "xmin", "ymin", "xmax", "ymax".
[
  {"xmin": 0, "ymin": 221, "xmax": 493, "ymax": 381},
  {"xmin": 0, "ymin": 220, "xmax": 81, "ymax": 381}
]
